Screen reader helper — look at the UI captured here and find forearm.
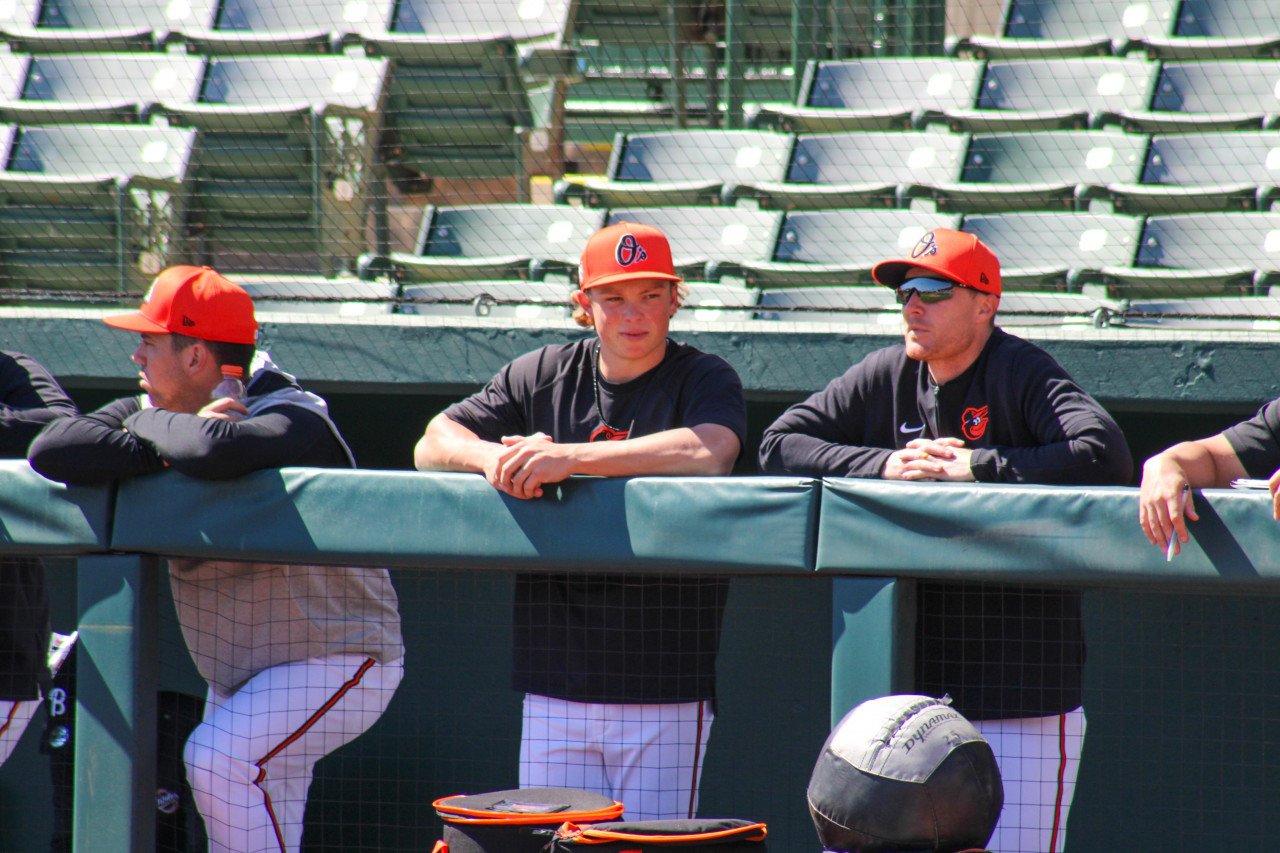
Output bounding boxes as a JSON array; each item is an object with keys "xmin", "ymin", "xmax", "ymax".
[
  {"xmin": 758, "ymin": 429, "xmax": 891, "ymax": 479},
  {"xmin": 0, "ymin": 407, "xmax": 71, "ymax": 457},
  {"xmin": 972, "ymin": 433, "xmax": 1135, "ymax": 486},
  {"xmin": 28, "ymin": 411, "xmax": 164, "ymax": 485},
  {"xmin": 124, "ymin": 408, "xmax": 330, "ymax": 479},
  {"xmin": 414, "ymin": 414, "xmax": 502, "ymax": 472},
  {"xmin": 1143, "ymin": 438, "xmax": 1244, "ymax": 490},
  {"xmin": 563, "ymin": 425, "xmax": 739, "ymax": 477}
]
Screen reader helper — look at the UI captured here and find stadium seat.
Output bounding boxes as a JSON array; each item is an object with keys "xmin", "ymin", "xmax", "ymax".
[
  {"xmin": 749, "ymin": 58, "xmax": 986, "ymax": 132},
  {"xmin": 711, "ymin": 209, "xmax": 963, "ymax": 287},
  {"xmin": 398, "ymin": 280, "xmax": 576, "ymax": 320},
  {"xmin": 1122, "ymin": 295, "xmax": 1280, "ymax": 330},
  {"xmin": 153, "ymin": 55, "xmax": 390, "ymax": 276},
  {"xmin": 605, "ymin": 206, "xmax": 782, "ymax": 279},
  {"xmin": 0, "ymin": 0, "xmax": 217, "ymax": 52},
  {"xmin": 940, "ymin": 57, "xmax": 1160, "ymax": 133},
  {"xmin": 1119, "ymin": 61, "xmax": 1280, "ymax": 133},
  {"xmin": 1108, "ymin": 131, "xmax": 1280, "ymax": 214},
  {"xmin": 0, "ymin": 52, "xmax": 24, "ymax": 101},
  {"xmin": 960, "ymin": 210, "xmax": 1144, "ymax": 290},
  {"xmin": 728, "ymin": 129, "xmax": 968, "ymax": 211},
  {"xmin": 1101, "ymin": 212, "xmax": 1280, "ymax": 295},
  {"xmin": 173, "ymin": 0, "xmax": 395, "ymax": 55},
  {"xmin": 1133, "ymin": 0, "xmax": 1280, "ymax": 60},
  {"xmin": 368, "ymin": 204, "xmax": 606, "ymax": 283},
  {"xmin": 557, "ymin": 129, "xmax": 792, "ymax": 207},
  {"xmin": 930, "ymin": 129, "xmax": 1148, "ymax": 214},
  {"xmin": 0, "ymin": 123, "xmax": 195, "ymax": 293},
  {"xmin": 676, "ymin": 281, "xmax": 760, "ymax": 323},
  {"xmin": 238, "ymin": 275, "xmax": 397, "ymax": 316},
  {"xmin": 0, "ymin": 53, "xmax": 204, "ymax": 125},
  {"xmin": 954, "ymin": 0, "xmax": 1179, "ymax": 59}
]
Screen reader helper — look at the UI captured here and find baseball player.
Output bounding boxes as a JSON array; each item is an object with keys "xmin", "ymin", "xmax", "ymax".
[
  {"xmin": 29, "ymin": 266, "xmax": 404, "ymax": 853},
  {"xmin": 758, "ymin": 228, "xmax": 1133, "ymax": 853},
  {"xmin": 0, "ymin": 351, "xmax": 78, "ymax": 768},
  {"xmin": 1140, "ymin": 398, "xmax": 1280, "ymax": 549},
  {"xmin": 415, "ymin": 222, "xmax": 747, "ymax": 820}
]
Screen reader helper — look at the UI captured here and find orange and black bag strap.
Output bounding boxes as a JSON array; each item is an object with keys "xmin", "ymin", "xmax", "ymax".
[
  {"xmin": 434, "ymin": 796, "xmax": 624, "ymax": 826},
  {"xmin": 554, "ymin": 822, "xmax": 768, "ymax": 846}
]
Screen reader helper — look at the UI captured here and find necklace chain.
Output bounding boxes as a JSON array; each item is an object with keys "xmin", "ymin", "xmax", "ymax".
[{"xmin": 592, "ymin": 343, "xmax": 629, "ymax": 433}]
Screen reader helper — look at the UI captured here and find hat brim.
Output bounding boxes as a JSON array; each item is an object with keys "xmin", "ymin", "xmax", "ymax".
[
  {"xmin": 581, "ymin": 270, "xmax": 683, "ymax": 290},
  {"xmin": 103, "ymin": 311, "xmax": 171, "ymax": 335},
  {"xmin": 871, "ymin": 259, "xmax": 967, "ymax": 290}
]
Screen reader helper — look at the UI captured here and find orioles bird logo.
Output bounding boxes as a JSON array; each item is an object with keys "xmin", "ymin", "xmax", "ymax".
[
  {"xmin": 961, "ymin": 405, "xmax": 989, "ymax": 441},
  {"xmin": 590, "ymin": 424, "xmax": 630, "ymax": 442},
  {"xmin": 615, "ymin": 233, "xmax": 648, "ymax": 266},
  {"xmin": 911, "ymin": 231, "xmax": 939, "ymax": 259}
]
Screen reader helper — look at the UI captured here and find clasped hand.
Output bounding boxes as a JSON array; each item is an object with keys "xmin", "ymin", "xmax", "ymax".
[
  {"xmin": 486, "ymin": 433, "xmax": 574, "ymax": 499},
  {"xmin": 882, "ymin": 437, "xmax": 975, "ymax": 481}
]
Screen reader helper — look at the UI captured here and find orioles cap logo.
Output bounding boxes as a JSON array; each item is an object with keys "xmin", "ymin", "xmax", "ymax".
[
  {"xmin": 961, "ymin": 405, "xmax": 989, "ymax": 441},
  {"xmin": 615, "ymin": 233, "xmax": 648, "ymax": 267},
  {"xmin": 590, "ymin": 424, "xmax": 630, "ymax": 442},
  {"xmin": 911, "ymin": 231, "xmax": 939, "ymax": 259}
]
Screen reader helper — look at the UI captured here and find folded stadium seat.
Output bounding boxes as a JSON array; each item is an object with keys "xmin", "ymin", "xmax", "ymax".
[
  {"xmin": 953, "ymin": 0, "xmax": 1178, "ymax": 60},
  {"xmin": 171, "ymin": 0, "xmax": 395, "ymax": 55},
  {"xmin": 152, "ymin": 54, "xmax": 389, "ymax": 277},
  {"xmin": 1132, "ymin": 0, "xmax": 1280, "ymax": 60},
  {"xmin": 556, "ymin": 129, "xmax": 792, "ymax": 208},
  {"xmin": 398, "ymin": 280, "xmax": 576, "ymax": 320},
  {"xmin": 1118, "ymin": 61, "xmax": 1280, "ymax": 133},
  {"xmin": 960, "ymin": 210, "xmax": 1145, "ymax": 290},
  {"xmin": 0, "ymin": 0, "xmax": 218, "ymax": 53},
  {"xmin": 1100, "ymin": 211, "xmax": 1280, "ymax": 296},
  {"xmin": 363, "ymin": 0, "xmax": 575, "ymax": 201},
  {"xmin": 0, "ymin": 53, "xmax": 205, "ymax": 125},
  {"xmin": 727, "ymin": 129, "xmax": 968, "ymax": 211},
  {"xmin": 0, "ymin": 52, "xmax": 24, "ymax": 100},
  {"xmin": 605, "ymin": 206, "xmax": 782, "ymax": 280},
  {"xmin": 675, "ymin": 281, "xmax": 760, "ymax": 323},
  {"xmin": 1108, "ymin": 131, "xmax": 1280, "ymax": 214},
  {"xmin": 365, "ymin": 204, "xmax": 606, "ymax": 283},
  {"xmin": 939, "ymin": 57, "xmax": 1160, "ymax": 133},
  {"xmin": 237, "ymin": 275, "xmax": 397, "ymax": 316},
  {"xmin": 0, "ymin": 123, "xmax": 195, "ymax": 293},
  {"xmin": 930, "ymin": 129, "xmax": 1148, "ymax": 214},
  {"xmin": 711, "ymin": 209, "xmax": 963, "ymax": 288},
  {"xmin": 1122, "ymin": 295, "xmax": 1280, "ymax": 330},
  {"xmin": 749, "ymin": 58, "xmax": 986, "ymax": 132},
  {"xmin": 758, "ymin": 285, "xmax": 1121, "ymax": 327}
]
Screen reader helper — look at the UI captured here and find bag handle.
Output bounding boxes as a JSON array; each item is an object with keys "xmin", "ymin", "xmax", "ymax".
[{"xmin": 555, "ymin": 822, "xmax": 768, "ymax": 845}]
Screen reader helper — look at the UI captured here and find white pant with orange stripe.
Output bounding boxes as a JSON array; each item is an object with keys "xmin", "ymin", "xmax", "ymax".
[
  {"xmin": 519, "ymin": 694, "xmax": 714, "ymax": 821},
  {"xmin": 976, "ymin": 707, "xmax": 1087, "ymax": 853},
  {"xmin": 184, "ymin": 654, "xmax": 403, "ymax": 853},
  {"xmin": 0, "ymin": 698, "xmax": 39, "ymax": 767}
]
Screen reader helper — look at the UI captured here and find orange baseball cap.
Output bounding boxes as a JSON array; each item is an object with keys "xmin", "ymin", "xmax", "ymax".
[
  {"xmin": 104, "ymin": 266, "xmax": 258, "ymax": 344},
  {"xmin": 872, "ymin": 228, "xmax": 1001, "ymax": 296},
  {"xmin": 578, "ymin": 221, "xmax": 682, "ymax": 290}
]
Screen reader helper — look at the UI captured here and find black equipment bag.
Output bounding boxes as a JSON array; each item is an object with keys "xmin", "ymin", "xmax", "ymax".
[
  {"xmin": 434, "ymin": 788, "xmax": 624, "ymax": 853},
  {"xmin": 548, "ymin": 819, "xmax": 768, "ymax": 853}
]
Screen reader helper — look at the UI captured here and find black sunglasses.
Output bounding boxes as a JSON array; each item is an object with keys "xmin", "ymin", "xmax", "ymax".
[{"xmin": 895, "ymin": 276, "xmax": 975, "ymax": 305}]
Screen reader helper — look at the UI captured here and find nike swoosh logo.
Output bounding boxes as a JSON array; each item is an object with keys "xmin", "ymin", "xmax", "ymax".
[{"xmin": 899, "ymin": 422, "xmax": 925, "ymax": 434}]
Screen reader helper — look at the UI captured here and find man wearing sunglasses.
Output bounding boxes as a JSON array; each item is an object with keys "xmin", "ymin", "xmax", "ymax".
[{"xmin": 759, "ymin": 228, "xmax": 1132, "ymax": 853}]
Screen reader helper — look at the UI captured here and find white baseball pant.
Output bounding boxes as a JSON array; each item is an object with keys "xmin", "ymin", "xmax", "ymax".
[
  {"xmin": 976, "ymin": 707, "xmax": 1087, "ymax": 853},
  {"xmin": 184, "ymin": 653, "xmax": 403, "ymax": 853},
  {"xmin": 519, "ymin": 694, "xmax": 713, "ymax": 821}
]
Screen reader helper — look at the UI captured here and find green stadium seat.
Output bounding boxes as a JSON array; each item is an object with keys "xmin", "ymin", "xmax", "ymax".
[
  {"xmin": 711, "ymin": 209, "xmax": 962, "ymax": 287},
  {"xmin": 954, "ymin": 0, "xmax": 1178, "ymax": 59},
  {"xmin": 368, "ymin": 203, "xmax": 605, "ymax": 283},
  {"xmin": 930, "ymin": 129, "xmax": 1148, "ymax": 214},
  {"xmin": 1119, "ymin": 61, "xmax": 1280, "ymax": 133},
  {"xmin": 556, "ymin": 129, "xmax": 792, "ymax": 207},
  {"xmin": 236, "ymin": 275, "xmax": 397, "ymax": 316},
  {"xmin": 749, "ymin": 58, "xmax": 986, "ymax": 132},
  {"xmin": 1133, "ymin": 0, "xmax": 1280, "ymax": 60},
  {"xmin": 676, "ymin": 281, "xmax": 760, "ymax": 322},
  {"xmin": 960, "ymin": 210, "xmax": 1144, "ymax": 291},
  {"xmin": 729, "ymin": 130, "xmax": 968, "ymax": 211},
  {"xmin": 398, "ymin": 280, "xmax": 576, "ymax": 320},
  {"xmin": 1100, "ymin": 212, "xmax": 1280, "ymax": 296},
  {"xmin": 1122, "ymin": 295, "xmax": 1280, "ymax": 329},
  {"xmin": 173, "ymin": 0, "xmax": 395, "ymax": 55},
  {"xmin": 0, "ymin": 53, "xmax": 204, "ymax": 125},
  {"xmin": 0, "ymin": 123, "xmax": 196, "ymax": 293},
  {"xmin": 0, "ymin": 0, "xmax": 217, "ymax": 53},
  {"xmin": 1108, "ymin": 131, "xmax": 1280, "ymax": 214},
  {"xmin": 605, "ymin": 206, "xmax": 782, "ymax": 279},
  {"xmin": 152, "ymin": 55, "xmax": 390, "ymax": 276},
  {"xmin": 940, "ymin": 57, "xmax": 1160, "ymax": 133}
]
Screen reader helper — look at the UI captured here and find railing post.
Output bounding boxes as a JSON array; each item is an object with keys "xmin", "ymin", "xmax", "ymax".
[
  {"xmin": 73, "ymin": 554, "xmax": 159, "ymax": 853},
  {"xmin": 830, "ymin": 576, "xmax": 916, "ymax": 727}
]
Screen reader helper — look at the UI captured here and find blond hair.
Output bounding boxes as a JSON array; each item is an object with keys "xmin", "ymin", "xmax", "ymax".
[{"xmin": 571, "ymin": 281, "xmax": 688, "ymax": 328}]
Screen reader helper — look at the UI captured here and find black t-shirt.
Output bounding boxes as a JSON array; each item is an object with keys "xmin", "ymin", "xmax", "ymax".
[
  {"xmin": 1223, "ymin": 398, "xmax": 1280, "ymax": 478},
  {"xmin": 445, "ymin": 338, "xmax": 748, "ymax": 704}
]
